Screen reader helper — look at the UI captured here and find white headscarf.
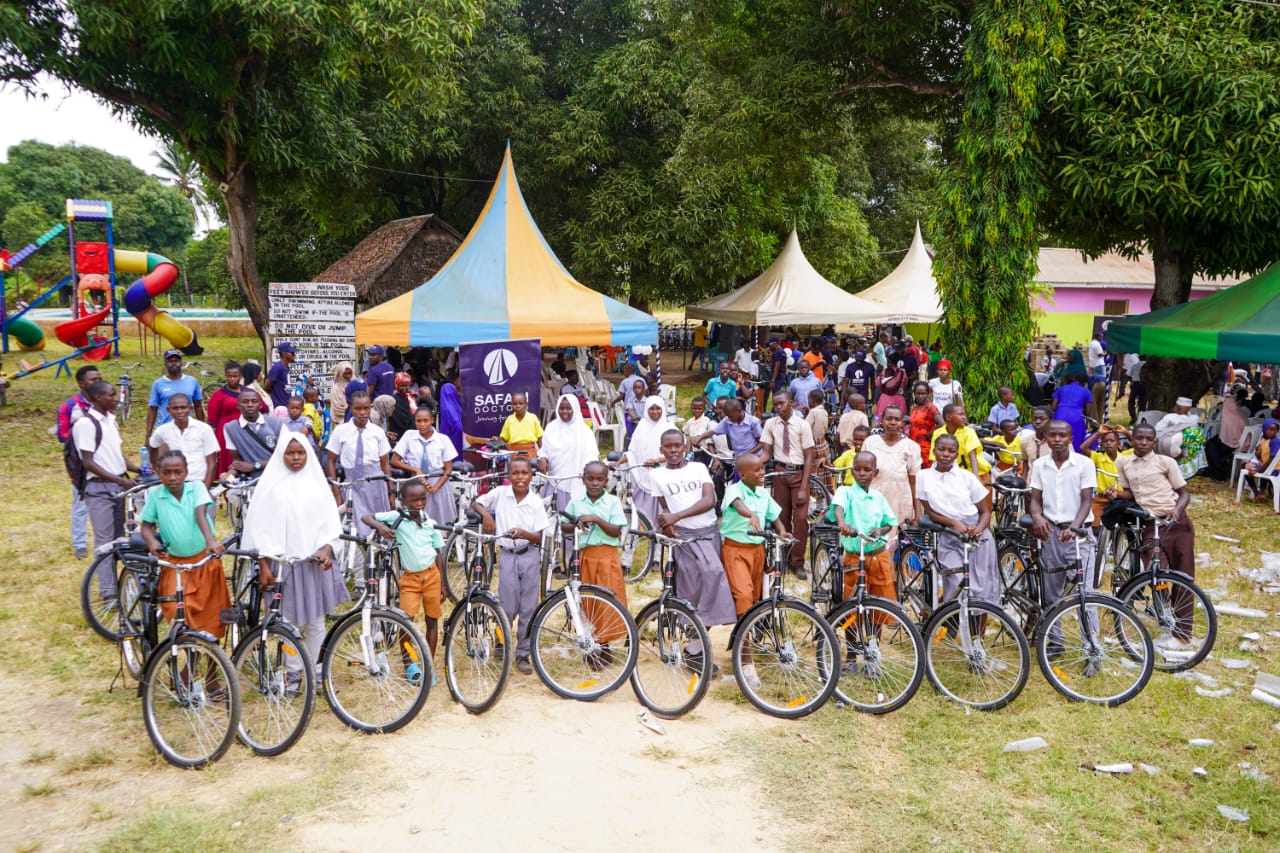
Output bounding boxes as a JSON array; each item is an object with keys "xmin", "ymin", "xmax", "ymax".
[
  {"xmin": 541, "ymin": 393, "xmax": 598, "ymax": 497},
  {"xmin": 626, "ymin": 395, "xmax": 672, "ymax": 493},
  {"xmin": 330, "ymin": 361, "xmax": 353, "ymax": 413},
  {"xmin": 242, "ymin": 432, "xmax": 342, "ymax": 558}
]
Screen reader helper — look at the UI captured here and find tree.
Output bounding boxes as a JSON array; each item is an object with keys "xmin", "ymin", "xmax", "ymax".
[
  {"xmin": 2, "ymin": 0, "xmax": 485, "ymax": 340},
  {"xmin": 185, "ymin": 228, "xmax": 237, "ymax": 308}
]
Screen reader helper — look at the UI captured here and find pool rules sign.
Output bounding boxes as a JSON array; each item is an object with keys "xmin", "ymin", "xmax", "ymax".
[{"xmin": 268, "ymin": 281, "xmax": 357, "ymax": 398}]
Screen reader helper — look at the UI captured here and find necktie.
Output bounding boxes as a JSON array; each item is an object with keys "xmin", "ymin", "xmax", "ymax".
[
  {"xmin": 354, "ymin": 427, "xmax": 365, "ymax": 468},
  {"xmin": 781, "ymin": 418, "xmax": 791, "ymax": 456},
  {"xmin": 420, "ymin": 438, "xmax": 429, "ymax": 469}
]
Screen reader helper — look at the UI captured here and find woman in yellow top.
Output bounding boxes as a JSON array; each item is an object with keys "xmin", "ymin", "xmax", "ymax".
[
  {"xmin": 1082, "ymin": 424, "xmax": 1132, "ymax": 528},
  {"xmin": 495, "ymin": 391, "xmax": 544, "ymax": 460}
]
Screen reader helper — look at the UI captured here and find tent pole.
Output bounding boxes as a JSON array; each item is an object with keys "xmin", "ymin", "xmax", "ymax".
[
  {"xmin": 684, "ymin": 319, "xmax": 689, "ymax": 370},
  {"xmin": 654, "ymin": 339, "xmax": 662, "ymax": 385}
]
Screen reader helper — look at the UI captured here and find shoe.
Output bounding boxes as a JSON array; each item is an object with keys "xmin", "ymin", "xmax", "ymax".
[
  {"xmin": 740, "ymin": 663, "xmax": 762, "ymax": 690},
  {"xmin": 790, "ymin": 566, "xmax": 809, "ymax": 581},
  {"xmin": 842, "ymin": 658, "xmax": 859, "ymax": 676},
  {"xmin": 552, "ymin": 567, "xmax": 568, "ymax": 580},
  {"xmin": 284, "ymin": 672, "xmax": 303, "ymax": 697},
  {"xmin": 516, "ymin": 655, "xmax": 533, "ymax": 675},
  {"xmin": 75, "ymin": 548, "xmax": 88, "ymax": 559},
  {"xmin": 1157, "ymin": 635, "xmax": 1196, "ymax": 653},
  {"xmin": 405, "ymin": 662, "xmax": 423, "ymax": 685}
]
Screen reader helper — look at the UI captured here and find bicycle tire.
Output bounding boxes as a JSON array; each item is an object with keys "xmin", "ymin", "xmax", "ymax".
[
  {"xmin": 530, "ymin": 588, "xmax": 639, "ymax": 701},
  {"xmin": 809, "ymin": 540, "xmax": 839, "ymax": 607},
  {"xmin": 1104, "ymin": 526, "xmax": 1138, "ymax": 592},
  {"xmin": 443, "ymin": 594, "xmax": 513, "ymax": 714},
  {"xmin": 233, "ymin": 623, "xmax": 315, "ymax": 756},
  {"xmin": 894, "ymin": 542, "xmax": 933, "ymax": 625},
  {"xmin": 924, "ymin": 600, "xmax": 1030, "ymax": 711},
  {"xmin": 630, "ymin": 599, "xmax": 712, "ymax": 719},
  {"xmin": 116, "ymin": 389, "xmax": 131, "ymax": 423},
  {"xmin": 140, "ymin": 635, "xmax": 241, "ymax": 769},
  {"xmin": 619, "ymin": 507, "xmax": 655, "ymax": 584},
  {"xmin": 806, "ymin": 475, "xmax": 830, "ymax": 524},
  {"xmin": 81, "ymin": 551, "xmax": 123, "ymax": 640},
  {"xmin": 827, "ymin": 597, "xmax": 925, "ymax": 714},
  {"xmin": 732, "ymin": 599, "xmax": 839, "ymax": 718},
  {"xmin": 322, "ymin": 609, "xmax": 431, "ymax": 733},
  {"xmin": 1117, "ymin": 572, "xmax": 1216, "ymax": 672},
  {"xmin": 440, "ymin": 528, "xmax": 472, "ymax": 604},
  {"xmin": 118, "ymin": 569, "xmax": 154, "ymax": 681},
  {"xmin": 1036, "ymin": 594, "xmax": 1153, "ymax": 706}
]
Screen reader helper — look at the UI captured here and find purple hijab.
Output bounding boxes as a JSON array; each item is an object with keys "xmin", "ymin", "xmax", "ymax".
[{"xmin": 438, "ymin": 382, "xmax": 465, "ymax": 455}]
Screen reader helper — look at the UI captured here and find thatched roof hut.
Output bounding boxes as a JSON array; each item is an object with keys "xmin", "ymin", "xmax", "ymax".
[{"xmin": 314, "ymin": 214, "xmax": 464, "ymax": 306}]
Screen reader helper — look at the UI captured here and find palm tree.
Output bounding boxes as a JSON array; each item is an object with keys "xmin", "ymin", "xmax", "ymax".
[{"xmin": 154, "ymin": 139, "xmax": 212, "ymax": 305}]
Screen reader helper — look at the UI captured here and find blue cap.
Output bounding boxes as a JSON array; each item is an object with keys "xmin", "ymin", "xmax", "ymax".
[{"xmin": 276, "ymin": 342, "xmax": 296, "ymax": 354}]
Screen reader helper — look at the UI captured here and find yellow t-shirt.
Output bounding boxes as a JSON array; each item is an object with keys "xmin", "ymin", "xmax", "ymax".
[
  {"xmin": 989, "ymin": 434, "xmax": 1021, "ymax": 469},
  {"xmin": 930, "ymin": 425, "xmax": 991, "ymax": 475},
  {"xmin": 831, "ymin": 448, "xmax": 857, "ymax": 485},
  {"xmin": 500, "ymin": 412, "xmax": 544, "ymax": 445},
  {"xmin": 1090, "ymin": 448, "xmax": 1132, "ymax": 492},
  {"xmin": 693, "ymin": 326, "xmax": 708, "ymax": 348},
  {"xmin": 302, "ymin": 402, "xmax": 323, "ymax": 441}
]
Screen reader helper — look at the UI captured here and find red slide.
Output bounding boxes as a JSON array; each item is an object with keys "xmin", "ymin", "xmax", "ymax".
[{"xmin": 54, "ymin": 307, "xmax": 113, "ymax": 360}]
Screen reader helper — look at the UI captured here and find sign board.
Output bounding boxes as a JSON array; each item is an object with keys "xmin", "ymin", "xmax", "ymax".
[
  {"xmin": 267, "ymin": 282, "xmax": 357, "ymax": 399},
  {"xmin": 459, "ymin": 338, "xmax": 543, "ymax": 438}
]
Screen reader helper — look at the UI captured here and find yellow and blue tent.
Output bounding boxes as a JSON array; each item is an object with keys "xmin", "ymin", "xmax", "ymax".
[{"xmin": 355, "ymin": 145, "xmax": 657, "ymax": 347}]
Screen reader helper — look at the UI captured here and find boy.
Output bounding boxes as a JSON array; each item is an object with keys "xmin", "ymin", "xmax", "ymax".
[
  {"xmin": 982, "ymin": 419, "xmax": 1023, "ymax": 474},
  {"xmin": 472, "ymin": 457, "xmax": 548, "ymax": 674},
  {"xmin": 805, "ymin": 389, "xmax": 831, "ymax": 466},
  {"xmin": 692, "ymin": 397, "xmax": 762, "ymax": 457},
  {"xmin": 282, "ymin": 395, "xmax": 315, "ymax": 443},
  {"xmin": 1081, "ymin": 424, "xmax": 1132, "ymax": 527},
  {"xmin": 682, "ymin": 396, "xmax": 714, "ymax": 462},
  {"xmin": 832, "ymin": 452, "xmax": 898, "ymax": 612},
  {"xmin": 830, "ymin": 425, "xmax": 871, "ymax": 486},
  {"xmin": 929, "ymin": 403, "xmax": 991, "ymax": 482},
  {"xmin": 986, "ymin": 386, "xmax": 1020, "ymax": 431},
  {"xmin": 719, "ymin": 453, "xmax": 786, "ymax": 624},
  {"xmin": 326, "ymin": 391, "xmax": 394, "ymax": 535},
  {"xmin": 365, "ymin": 479, "xmax": 443, "ymax": 676},
  {"xmin": 836, "ymin": 392, "xmax": 870, "ymax": 452},
  {"xmin": 496, "ymin": 391, "xmax": 543, "ymax": 461},
  {"xmin": 787, "ymin": 359, "xmax": 822, "ymax": 415},
  {"xmin": 301, "ymin": 386, "xmax": 324, "ymax": 443},
  {"xmin": 148, "ymin": 393, "xmax": 219, "ymax": 490},
  {"xmin": 1019, "ymin": 406, "xmax": 1053, "ymax": 478},
  {"xmin": 563, "ymin": 461, "xmax": 630, "ymax": 655},
  {"xmin": 917, "ymin": 434, "xmax": 998, "ymax": 605},
  {"xmin": 75, "ymin": 381, "xmax": 140, "ymax": 580}
]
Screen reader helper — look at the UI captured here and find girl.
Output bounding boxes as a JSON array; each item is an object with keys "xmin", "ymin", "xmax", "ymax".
[
  {"xmin": 206, "ymin": 360, "xmax": 244, "ymax": 476},
  {"xmin": 1245, "ymin": 418, "xmax": 1280, "ymax": 500},
  {"xmin": 391, "ymin": 403, "xmax": 459, "ymax": 524},
  {"xmin": 908, "ymin": 381, "xmax": 942, "ymax": 468},
  {"xmin": 540, "ymin": 393, "xmax": 598, "ymax": 515},
  {"xmin": 389, "ymin": 372, "xmax": 417, "ymax": 440},
  {"xmin": 242, "ymin": 434, "xmax": 347, "ymax": 680},
  {"xmin": 437, "ymin": 371, "xmax": 465, "ymax": 455},
  {"xmin": 874, "ymin": 361, "xmax": 908, "ymax": 423},
  {"xmin": 927, "ymin": 359, "xmax": 963, "ymax": 410},
  {"xmin": 622, "ymin": 396, "xmax": 671, "ymax": 528},
  {"xmin": 370, "ymin": 394, "xmax": 400, "ymax": 442},
  {"xmin": 240, "ymin": 360, "xmax": 272, "ymax": 410},
  {"xmin": 329, "ymin": 361, "xmax": 354, "ymax": 425}
]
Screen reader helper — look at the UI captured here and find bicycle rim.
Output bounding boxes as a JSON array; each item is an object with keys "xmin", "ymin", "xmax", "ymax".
[
  {"xmin": 807, "ymin": 476, "xmax": 830, "ymax": 524},
  {"xmin": 323, "ymin": 611, "xmax": 431, "ymax": 733},
  {"xmin": 531, "ymin": 589, "xmax": 638, "ymax": 701},
  {"xmin": 81, "ymin": 553, "xmax": 121, "ymax": 641},
  {"xmin": 809, "ymin": 543, "xmax": 837, "ymax": 607},
  {"xmin": 894, "ymin": 545, "xmax": 931, "ymax": 625},
  {"xmin": 444, "ymin": 597, "xmax": 513, "ymax": 714},
  {"xmin": 829, "ymin": 599, "xmax": 925, "ymax": 714},
  {"xmin": 233, "ymin": 625, "xmax": 315, "ymax": 756},
  {"xmin": 442, "ymin": 531, "xmax": 470, "ymax": 603},
  {"xmin": 630, "ymin": 601, "xmax": 711, "ymax": 719},
  {"xmin": 141, "ymin": 638, "xmax": 241, "ymax": 768},
  {"xmin": 924, "ymin": 601, "xmax": 1029, "ymax": 711},
  {"xmin": 119, "ymin": 571, "xmax": 148, "ymax": 681},
  {"xmin": 620, "ymin": 508, "xmax": 654, "ymax": 584},
  {"xmin": 1036, "ymin": 595, "xmax": 1153, "ymax": 706},
  {"xmin": 1119, "ymin": 573, "xmax": 1217, "ymax": 671},
  {"xmin": 733, "ymin": 600, "xmax": 838, "ymax": 718}
]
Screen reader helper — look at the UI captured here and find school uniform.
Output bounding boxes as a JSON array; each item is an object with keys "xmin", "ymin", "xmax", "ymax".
[
  {"xmin": 328, "ymin": 419, "xmax": 393, "ymax": 535},
  {"xmin": 74, "ymin": 408, "xmax": 127, "ymax": 596},
  {"xmin": 916, "ymin": 464, "xmax": 999, "ymax": 605},
  {"xmin": 1029, "ymin": 452, "xmax": 1098, "ymax": 643},
  {"xmin": 475, "ymin": 485, "xmax": 549, "ymax": 657},
  {"xmin": 374, "ymin": 510, "xmax": 443, "ymax": 622},
  {"xmin": 652, "ymin": 462, "xmax": 737, "ymax": 626},
  {"xmin": 499, "ymin": 412, "xmax": 543, "ymax": 458},
  {"xmin": 139, "ymin": 481, "xmax": 230, "ymax": 638},
  {"xmin": 222, "ymin": 415, "xmax": 283, "ymax": 471},
  {"xmin": 392, "ymin": 429, "xmax": 460, "ymax": 523},
  {"xmin": 148, "ymin": 418, "xmax": 220, "ymax": 483},
  {"xmin": 831, "ymin": 483, "xmax": 897, "ymax": 602},
  {"xmin": 1117, "ymin": 452, "xmax": 1197, "ymax": 638},
  {"xmin": 759, "ymin": 413, "xmax": 815, "ymax": 570},
  {"xmin": 719, "ymin": 482, "xmax": 782, "ymax": 616},
  {"xmin": 564, "ymin": 491, "xmax": 629, "ymax": 643}
]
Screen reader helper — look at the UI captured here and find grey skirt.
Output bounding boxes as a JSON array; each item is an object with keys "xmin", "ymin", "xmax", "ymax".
[
  {"xmin": 671, "ymin": 523, "xmax": 737, "ymax": 627},
  {"xmin": 280, "ymin": 558, "xmax": 351, "ymax": 626},
  {"xmin": 935, "ymin": 513, "xmax": 999, "ymax": 606}
]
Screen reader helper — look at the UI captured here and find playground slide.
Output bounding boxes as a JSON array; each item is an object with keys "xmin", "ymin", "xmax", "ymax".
[
  {"xmin": 53, "ymin": 306, "xmax": 113, "ymax": 360},
  {"xmin": 116, "ymin": 250, "xmax": 203, "ymax": 355},
  {"xmin": 5, "ymin": 315, "xmax": 46, "ymax": 351}
]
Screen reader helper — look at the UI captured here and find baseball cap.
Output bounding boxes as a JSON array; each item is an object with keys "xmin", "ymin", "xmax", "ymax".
[
  {"xmin": 366, "ymin": 345, "xmax": 386, "ymax": 355},
  {"xmin": 276, "ymin": 342, "xmax": 297, "ymax": 354},
  {"xmin": 853, "ymin": 349, "xmax": 866, "ymax": 360},
  {"xmin": 163, "ymin": 348, "xmax": 182, "ymax": 359}
]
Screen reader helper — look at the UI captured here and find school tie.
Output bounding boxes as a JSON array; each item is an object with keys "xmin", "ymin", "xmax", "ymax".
[
  {"xmin": 354, "ymin": 427, "xmax": 364, "ymax": 467},
  {"xmin": 419, "ymin": 438, "xmax": 429, "ymax": 469},
  {"xmin": 782, "ymin": 419, "xmax": 791, "ymax": 456}
]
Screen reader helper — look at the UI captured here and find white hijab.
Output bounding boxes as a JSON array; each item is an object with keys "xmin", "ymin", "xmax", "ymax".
[
  {"xmin": 242, "ymin": 432, "xmax": 342, "ymax": 558},
  {"xmin": 541, "ymin": 393, "xmax": 597, "ymax": 496},
  {"xmin": 626, "ymin": 395, "xmax": 671, "ymax": 493}
]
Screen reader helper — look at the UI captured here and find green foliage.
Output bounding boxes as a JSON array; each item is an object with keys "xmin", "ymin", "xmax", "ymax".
[
  {"xmin": 932, "ymin": 0, "xmax": 1065, "ymax": 416},
  {"xmin": 184, "ymin": 229, "xmax": 238, "ymax": 308}
]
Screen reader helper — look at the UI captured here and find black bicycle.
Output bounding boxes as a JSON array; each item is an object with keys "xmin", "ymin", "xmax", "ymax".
[{"xmin": 79, "ymin": 477, "xmax": 157, "ymax": 640}]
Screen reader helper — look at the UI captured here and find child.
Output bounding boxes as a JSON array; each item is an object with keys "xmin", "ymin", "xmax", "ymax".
[
  {"xmin": 1082, "ymin": 424, "xmax": 1132, "ymax": 526},
  {"xmin": 325, "ymin": 391, "xmax": 394, "ymax": 535},
  {"xmin": 1244, "ymin": 418, "xmax": 1279, "ymax": 500},
  {"xmin": 625, "ymin": 378, "xmax": 648, "ymax": 439},
  {"xmin": 301, "ymin": 386, "xmax": 324, "ymax": 443},
  {"xmin": 836, "ymin": 392, "xmax": 870, "ymax": 452},
  {"xmin": 682, "ymin": 396, "xmax": 714, "ymax": 462},
  {"xmin": 830, "ymin": 425, "xmax": 872, "ymax": 486},
  {"xmin": 283, "ymin": 395, "xmax": 314, "ymax": 443},
  {"xmin": 390, "ymin": 403, "xmax": 459, "ymax": 524},
  {"xmin": 929, "ymin": 402, "xmax": 991, "ymax": 482},
  {"xmin": 986, "ymin": 386, "xmax": 1020, "ymax": 431},
  {"xmin": 496, "ymin": 391, "xmax": 543, "ymax": 460},
  {"xmin": 982, "ymin": 419, "xmax": 1023, "ymax": 473},
  {"xmin": 364, "ymin": 480, "xmax": 442, "ymax": 680},
  {"xmin": 832, "ymin": 451, "xmax": 897, "ymax": 608},
  {"xmin": 917, "ymin": 433, "xmax": 998, "ymax": 605},
  {"xmin": 243, "ymin": 434, "xmax": 348, "ymax": 682},
  {"xmin": 472, "ymin": 457, "xmax": 548, "ymax": 675},
  {"xmin": 806, "ymin": 388, "xmax": 831, "ymax": 466},
  {"xmin": 138, "ymin": 451, "xmax": 230, "ymax": 640},
  {"xmin": 563, "ymin": 461, "xmax": 630, "ymax": 656}
]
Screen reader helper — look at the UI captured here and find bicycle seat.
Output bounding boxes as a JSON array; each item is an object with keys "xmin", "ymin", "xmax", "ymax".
[
  {"xmin": 453, "ymin": 460, "xmax": 475, "ymax": 475},
  {"xmin": 1018, "ymin": 514, "xmax": 1034, "ymax": 529},
  {"xmin": 465, "ymin": 509, "xmax": 483, "ymax": 526},
  {"xmin": 605, "ymin": 451, "xmax": 622, "ymax": 463},
  {"xmin": 1123, "ymin": 506, "xmax": 1153, "ymax": 520},
  {"xmin": 126, "ymin": 531, "xmax": 148, "ymax": 550},
  {"xmin": 917, "ymin": 517, "xmax": 945, "ymax": 532},
  {"xmin": 995, "ymin": 473, "xmax": 1027, "ymax": 490}
]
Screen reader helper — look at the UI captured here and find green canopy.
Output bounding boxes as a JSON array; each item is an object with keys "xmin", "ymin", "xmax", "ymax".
[{"xmin": 1107, "ymin": 262, "xmax": 1280, "ymax": 362}]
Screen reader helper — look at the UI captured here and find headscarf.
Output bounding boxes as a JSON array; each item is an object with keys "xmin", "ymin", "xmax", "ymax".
[
  {"xmin": 541, "ymin": 393, "xmax": 598, "ymax": 497},
  {"xmin": 370, "ymin": 394, "xmax": 397, "ymax": 427},
  {"xmin": 626, "ymin": 395, "xmax": 671, "ymax": 493},
  {"xmin": 241, "ymin": 360, "xmax": 271, "ymax": 408},
  {"xmin": 242, "ymin": 433, "xmax": 341, "ymax": 558},
  {"xmin": 389, "ymin": 389, "xmax": 415, "ymax": 438},
  {"xmin": 330, "ymin": 361, "xmax": 353, "ymax": 414},
  {"xmin": 438, "ymin": 383, "xmax": 465, "ymax": 456}
]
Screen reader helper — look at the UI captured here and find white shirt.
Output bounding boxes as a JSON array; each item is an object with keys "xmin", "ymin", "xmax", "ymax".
[
  {"xmin": 327, "ymin": 420, "xmax": 391, "ymax": 468},
  {"xmin": 393, "ymin": 429, "xmax": 458, "ymax": 473},
  {"xmin": 1029, "ymin": 452, "xmax": 1097, "ymax": 524},
  {"xmin": 73, "ymin": 408, "xmax": 126, "ymax": 479},
  {"xmin": 475, "ymin": 485, "xmax": 549, "ymax": 549},
  {"xmin": 651, "ymin": 462, "xmax": 717, "ymax": 530},
  {"xmin": 1122, "ymin": 353, "xmax": 1139, "ymax": 372},
  {"xmin": 148, "ymin": 418, "xmax": 219, "ymax": 482},
  {"xmin": 222, "ymin": 415, "xmax": 276, "ymax": 452},
  {"xmin": 916, "ymin": 464, "xmax": 987, "ymax": 520},
  {"xmin": 928, "ymin": 378, "xmax": 962, "ymax": 409},
  {"xmin": 734, "ymin": 348, "xmax": 757, "ymax": 378},
  {"xmin": 1086, "ymin": 339, "xmax": 1105, "ymax": 371}
]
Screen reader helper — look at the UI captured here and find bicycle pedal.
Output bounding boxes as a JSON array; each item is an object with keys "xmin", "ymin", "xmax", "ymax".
[{"xmin": 219, "ymin": 606, "xmax": 243, "ymax": 626}]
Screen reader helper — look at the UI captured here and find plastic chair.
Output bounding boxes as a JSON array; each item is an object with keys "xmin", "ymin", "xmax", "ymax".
[
  {"xmin": 1230, "ymin": 424, "xmax": 1264, "ymax": 489},
  {"xmin": 587, "ymin": 399, "xmax": 624, "ymax": 454},
  {"xmin": 659, "ymin": 383, "xmax": 678, "ymax": 415},
  {"xmin": 1235, "ymin": 438, "xmax": 1280, "ymax": 502}
]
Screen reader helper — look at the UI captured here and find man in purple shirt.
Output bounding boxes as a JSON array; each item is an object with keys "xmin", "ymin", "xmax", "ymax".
[
  {"xmin": 366, "ymin": 345, "xmax": 395, "ymax": 398},
  {"xmin": 692, "ymin": 398, "xmax": 763, "ymax": 456},
  {"xmin": 58, "ymin": 364, "xmax": 99, "ymax": 557},
  {"xmin": 263, "ymin": 341, "xmax": 296, "ymax": 409}
]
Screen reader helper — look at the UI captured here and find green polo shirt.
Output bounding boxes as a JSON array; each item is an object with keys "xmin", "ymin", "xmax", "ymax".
[
  {"xmin": 720, "ymin": 481, "xmax": 783, "ymax": 545},
  {"xmin": 563, "ymin": 492, "xmax": 627, "ymax": 547},
  {"xmin": 831, "ymin": 483, "xmax": 896, "ymax": 555},
  {"xmin": 138, "ymin": 482, "xmax": 214, "ymax": 558},
  {"xmin": 374, "ymin": 510, "xmax": 443, "ymax": 573}
]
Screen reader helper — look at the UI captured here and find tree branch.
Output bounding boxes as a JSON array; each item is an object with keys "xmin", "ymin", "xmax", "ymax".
[{"xmin": 836, "ymin": 52, "xmax": 964, "ymax": 98}]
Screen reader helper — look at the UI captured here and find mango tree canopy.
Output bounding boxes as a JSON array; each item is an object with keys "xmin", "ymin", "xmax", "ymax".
[
  {"xmin": 1107, "ymin": 261, "xmax": 1280, "ymax": 362},
  {"xmin": 685, "ymin": 229, "xmax": 886, "ymax": 326},
  {"xmin": 853, "ymin": 222, "xmax": 943, "ymax": 323},
  {"xmin": 356, "ymin": 144, "xmax": 657, "ymax": 347}
]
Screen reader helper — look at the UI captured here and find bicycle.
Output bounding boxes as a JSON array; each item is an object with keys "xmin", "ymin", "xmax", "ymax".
[
  {"xmin": 528, "ymin": 512, "xmax": 639, "ymax": 701},
  {"xmin": 80, "ymin": 476, "xmax": 158, "ymax": 640},
  {"xmin": 996, "ymin": 521, "xmax": 1154, "ymax": 705},
  {"xmin": 762, "ymin": 461, "xmax": 830, "ymax": 526},
  {"xmin": 327, "ymin": 473, "xmax": 393, "ymax": 611},
  {"xmin": 436, "ymin": 513, "xmax": 514, "ymax": 714},
  {"xmin": 124, "ymin": 550, "xmax": 242, "ymax": 768},
  {"xmin": 626, "ymin": 529, "xmax": 715, "ymax": 719},
  {"xmin": 921, "ymin": 519, "xmax": 1030, "ymax": 710},
  {"xmin": 603, "ymin": 453, "xmax": 658, "ymax": 584},
  {"xmin": 108, "ymin": 361, "xmax": 142, "ymax": 423},
  {"xmin": 435, "ymin": 465, "xmax": 505, "ymax": 602},
  {"xmin": 892, "ymin": 523, "xmax": 943, "ymax": 626},
  {"xmin": 727, "ymin": 529, "xmax": 840, "ymax": 718},
  {"xmin": 1104, "ymin": 506, "xmax": 1217, "ymax": 671},
  {"xmin": 816, "ymin": 533, "xmax": 925, "ymax": 714}
]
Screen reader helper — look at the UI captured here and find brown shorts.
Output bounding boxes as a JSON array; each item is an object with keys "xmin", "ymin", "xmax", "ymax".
[
  {"xmin": 399, "ymin": 566, "xmax": 442, "ymax": 621},
  {"xmin": 843, "ymin": 549, "xmax": 895, "ymax": 601},
  {"xmin": 722, "ymin": 539, "xmax": 766, "ymax": 616}
]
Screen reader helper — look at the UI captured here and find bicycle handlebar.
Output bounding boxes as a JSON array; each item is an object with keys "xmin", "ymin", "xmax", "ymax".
[{"xmin": 328, "ymin": 474, "xmax": 392, "ymax": 489}]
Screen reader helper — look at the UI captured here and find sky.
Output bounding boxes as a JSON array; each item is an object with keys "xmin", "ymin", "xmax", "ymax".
[{"xmin": 0, "ymin": 78, "xmax": 163, "ymax": 175}]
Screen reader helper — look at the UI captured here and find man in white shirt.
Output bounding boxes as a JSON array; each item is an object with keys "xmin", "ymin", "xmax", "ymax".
[
  {"xmin": 1028, "ymin": 420, "xmax": 1098, "ymax": 662},
  {"xmin": 326, "ymin": 391, "xmax": 394, "ymax": 535},
  {"xmin": 916, "ymin": 433, "xmax": 997, "ymax": 604},
  {"xmin": 1086, "ymin": 333, "xmax": 1106, "ymax": 376},
  {"xmin": 734, "ymin": 344, "xmax": 757, "ymax": 379},
  {"xmin": 148, "ymin": 394, "xmax": 219, "ymax": 489},
  {"xmin": 75, "ymin": 380, "xmax": 139, "ymax": 598}
]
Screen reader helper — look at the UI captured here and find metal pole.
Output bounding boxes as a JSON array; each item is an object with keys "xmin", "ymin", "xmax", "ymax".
[{"xmin": 654, "ymin": 339, "xmax": 662, "ymax": 386}]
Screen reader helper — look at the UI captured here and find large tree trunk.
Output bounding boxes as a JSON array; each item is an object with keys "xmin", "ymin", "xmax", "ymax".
[
  {"xmin": 1142, "ymin": 219, "xmax": 1212, "ymax": 409},
  {"xmin": 221, "ymin": 166, "xmax": 269, "ymax": 346}
]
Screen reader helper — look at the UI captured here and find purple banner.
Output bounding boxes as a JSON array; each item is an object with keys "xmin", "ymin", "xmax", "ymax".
[{"xmin": 459, "ymin": 338, "xmax": 543, "ymax": 438}]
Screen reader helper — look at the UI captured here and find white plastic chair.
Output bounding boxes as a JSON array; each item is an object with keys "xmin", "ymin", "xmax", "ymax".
[
  {"xmin": 1136, "ymin": 410, "xmax": 1165, "ymax": 426},
  {"xmin": 1230, "ymin": 424, "xmax": 1264, "ymax": 489},
  {"xmin": 1235, "ymin": 437, "xmax": 1280, "ymax": 502},
  {"xmin": 659, "ymin": 383, "xmax": 678, "ymax": 415},
  {"xmin": 588, "ymin": 399, "xmax": 624, "ymax": 454}
]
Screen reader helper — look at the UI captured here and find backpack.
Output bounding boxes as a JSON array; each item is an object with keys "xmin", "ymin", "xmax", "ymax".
[{"xmin": 64, "ymin": 415, "xmax": 103, "ymax": 495}]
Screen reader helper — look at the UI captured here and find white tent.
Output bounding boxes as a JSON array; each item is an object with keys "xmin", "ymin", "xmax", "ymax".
[
  {"xmin": 685, "ymin": 229, "xmax": 886, "ymax": 325},
  {"xmin": 855, "ymin": 222, "xmax": 943, "ymax": 322}
]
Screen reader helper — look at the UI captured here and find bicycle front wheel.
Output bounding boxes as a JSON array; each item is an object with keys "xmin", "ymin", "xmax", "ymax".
[
  {"xmin": 894, "ymin": 543, "xmax": 932, "ymax": 625},
  {"xmin": 809, "ymin": 540, "xmax": 839, "ymax": 607},
  {"xmin": 118, "ymin": 569, "xmax": 152, "ymax": 681},
  {"xmin": 827, "ymin": 597, "xmax": 924, "ymax": 714},
  {"xmin": 732, "ymin": 599, "xmax": 839, "ymax": 718},
  {"xmin": 806, "ymin": 475, "xmax": 830, "ymax": 524},
  {"xmin": 233, "ymin": 624, "xmax": 315, "ymax": 756},
  {"xmin": 140, "ymin": 636, "xmax": 241, "ymax": 769},
  {"xmin": 444, "ymin": 595, "xmax": 513, "ymax": 714},
  {"xmin": 1118, "ymin": 572, "xmax": 1216, "ymax": 672},
  {"xmin": 924, "ymin": 600, "xmax": 1029, "ymax": 711},
  {"xmin": 531, "ymin": 588, "xmax": 638, "ymax": 701},
  {"xmin": 440, "ymin": 529, "xmax": 471, "ymax": 603},
  {"xmin": 619, "ymin": 507, "xmax": 655, "ymax": 584},
  {"xmin": 1036, "ymin": 594, "xmax": 1153, "ymax": 706},
  {"xmin": 322, "ymin": 609, "xmax": 431, "ymax": 733},
  {"xmin": 630, "ymin": 599, "xmax": 712, "ymax": 719},
  {"xmin": 81, "ymin": 552, "xmax": 122, "ymax": 640}
]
